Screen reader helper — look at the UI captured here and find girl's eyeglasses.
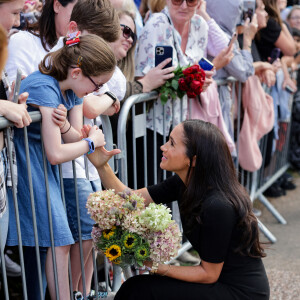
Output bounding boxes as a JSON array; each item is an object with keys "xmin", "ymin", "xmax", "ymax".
[
  {"xmin": 87, "ymin": 75, "xmax": 103, "ymax": 92},
  {"xmin": 171, "ymin": 0, "xmax": 199, "ymax": 7},
  {"xmin": 70, "ymin": 66, "xmax": 102, "ymax": 92},
  {"xmin": 120, "ymin": 24, "xmax": 137, "ymax": 46}
]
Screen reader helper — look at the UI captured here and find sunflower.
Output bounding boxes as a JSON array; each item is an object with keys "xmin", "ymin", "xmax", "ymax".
[
  {"xmin": 122, "ymin": 232, "xmax": 140, "ymax": 250},
  {"xmin": 105, "ymin": 244, "xmax": 122, "ymax": 261},
  {"xmin": 135, "ymin": 244, "xmax": 150, "ymax": 261},
  {"xmin": 102, "ymin": 226, "xmax": 117, "ymax": 240}
]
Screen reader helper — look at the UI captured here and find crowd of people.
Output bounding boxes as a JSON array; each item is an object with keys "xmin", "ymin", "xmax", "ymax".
[{"xmin": 0, "ymin": 0, "xmax": 299, "ymax": 299}]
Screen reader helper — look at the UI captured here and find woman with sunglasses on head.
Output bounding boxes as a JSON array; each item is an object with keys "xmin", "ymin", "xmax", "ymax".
[{"xmin": 83, "ymin": 118, "xmax": 270, "ymax": 300}]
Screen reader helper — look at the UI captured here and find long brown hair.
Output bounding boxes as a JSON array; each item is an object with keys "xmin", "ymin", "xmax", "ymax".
[
  {"xmin": 263, "ymin": 0, "xmax": 282, "ymax": 27},
  {"xmin": 181, "ymin": 120, "xmax": 266, "ymax": 258},
  {"xmin": 39, "ymin": 34, "xmax": 116, "ymax": 81}
]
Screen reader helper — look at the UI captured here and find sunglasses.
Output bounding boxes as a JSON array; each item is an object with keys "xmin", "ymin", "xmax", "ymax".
[
  {"xmin": 120, "ymin": 24, "xmax": 137, "ymax": 46},
  {"xmin": 87, "ymin": 75, "xmax": 103, "ymax": 92},
  {"xmin": 171, "ymin": 0, "xmax": 199, "ymax": 7}
]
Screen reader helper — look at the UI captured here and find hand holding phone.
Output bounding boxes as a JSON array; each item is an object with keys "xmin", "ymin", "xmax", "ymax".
[
  {"xmin": 155, "ymin": 46, "xmax": 173, "ymax": 69},
  {"xmin": 228, "ymin": 33, "xmax": 237, "ymax": 47},
  {"xmin": 269, "ymin": 48, "xmax": 281, "ymax": 64},
  {"xmin": 199, "ymin": 57, "xmax": 214, "ymax": 71}
]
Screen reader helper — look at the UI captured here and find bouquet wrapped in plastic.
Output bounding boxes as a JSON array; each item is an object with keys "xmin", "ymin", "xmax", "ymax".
[{"xmin": 87, "ymin": 189, "xmax": 182, "ymax": 268}]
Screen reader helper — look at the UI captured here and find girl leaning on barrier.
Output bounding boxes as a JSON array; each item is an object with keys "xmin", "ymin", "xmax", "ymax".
[
  {"xmin": 84, "ymin": 119, "xmax": 270, "ymax": 300},
  {"xmin": 6, "ymin": 34, "xmax": 116, "ymax": 300}
]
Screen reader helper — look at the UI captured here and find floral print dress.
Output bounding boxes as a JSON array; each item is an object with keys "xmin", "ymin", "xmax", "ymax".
[{"xmin": 135, "ymin": 7, "xmax": 208, "ymax": 136}]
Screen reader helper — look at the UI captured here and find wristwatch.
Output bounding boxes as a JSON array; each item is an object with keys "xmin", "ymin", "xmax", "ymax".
[
  {"xmin": 82, "ymin": 138, "xmax": 95, "ymax": 155},
  {"xmin": 105, "ymin": 91, "xmax": 117, "ymax": 104}
]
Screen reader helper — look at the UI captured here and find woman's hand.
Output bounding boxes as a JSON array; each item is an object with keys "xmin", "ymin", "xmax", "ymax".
[
  {"xmin": 196, "ymin": 0, "xmax": 210, "ymax": 21},
  {"xmin": 138, "ymin": 58, "xmax": 176, "ymax": 92},
  {"xmin": 202, "ymin": 70, "xmax": 214, "ymax": 92},
  {"xmin": 243, "ymin": 15, "xmax": 258, "ymax": 43},
  {"xmin": 212, "ymin": 43, "xmax": 234, "ymax": 71},
  {"xmin": 258, "ymin": 69, "xmax": 276, "ymax": 88},
  {"xmin": 282, "ymin": 76, "xmax": 297, "ymax": 92},
  {"xmin": 0, "ymin": 93, "xmax": 32, "ymax": 128},
  {"xmin": 52, "ymin": 104, "xmax": 67, "ymax": 129}
]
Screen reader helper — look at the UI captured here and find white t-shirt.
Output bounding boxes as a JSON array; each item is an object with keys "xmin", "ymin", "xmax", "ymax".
[{"xmin": 6, "ymin": 31, "xmax": 48, "ymax": 82}]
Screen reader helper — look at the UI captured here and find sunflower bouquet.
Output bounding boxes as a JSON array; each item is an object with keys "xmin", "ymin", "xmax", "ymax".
[{"xmin": 87, "ymin": 189, "xmax": 182, "ymax": 268}]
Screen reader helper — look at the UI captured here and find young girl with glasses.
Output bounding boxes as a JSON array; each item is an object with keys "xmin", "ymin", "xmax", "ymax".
[{"xmin": 6, "ymin": 34, "xmax": 116, "ymax": 300}]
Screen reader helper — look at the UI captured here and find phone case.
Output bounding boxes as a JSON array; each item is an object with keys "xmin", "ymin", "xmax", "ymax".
[
  {"xmin": 155, "ymin": 46, "xmax": 173, "ymax": 69},
  {"xmin": 199, "ymin": 57, "xmax": 214, "ymax": 71}
]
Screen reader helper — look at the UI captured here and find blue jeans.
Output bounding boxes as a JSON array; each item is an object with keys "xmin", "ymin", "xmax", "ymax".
[{"xmin": 64, "ymin": 178, "xmax": 101, "ymax": 241}]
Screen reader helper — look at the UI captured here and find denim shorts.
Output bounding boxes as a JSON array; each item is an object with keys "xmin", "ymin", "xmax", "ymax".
[{"xmin": 63, "ymin": 178, "xmax": 101, "ymax": 242}]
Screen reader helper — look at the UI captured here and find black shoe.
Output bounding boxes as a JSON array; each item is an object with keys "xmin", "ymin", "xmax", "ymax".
[
  {"xmin": 279, "ymin": 173, "xmax": 296, "ymax": 190},
  {"xmin": 263, "ymin": 183, "xmax": 285, "ymax": 197}
]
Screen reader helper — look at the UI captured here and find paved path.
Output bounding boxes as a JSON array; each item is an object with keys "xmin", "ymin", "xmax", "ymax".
[{"xmin": 256, "ymin": 173, "xmax": 300, "ymax": 300}]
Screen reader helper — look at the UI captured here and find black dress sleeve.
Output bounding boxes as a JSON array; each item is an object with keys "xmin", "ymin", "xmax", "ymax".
[
  {"xmin": 198, "ymin": 193, "xmax": 237, "ymax": 263},
  {"xmin": 147, "ymin": 175, "xmax": 185, "ymax": 205}
]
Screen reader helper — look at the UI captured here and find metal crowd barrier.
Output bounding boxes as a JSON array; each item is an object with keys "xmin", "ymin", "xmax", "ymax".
[
  {"xmin": 0, "ymin": 75, "xmax": 294, "ymax": 298},
  {"xmin": 0, "ymin": 113, "xmax": 113, "ymax": 300}
]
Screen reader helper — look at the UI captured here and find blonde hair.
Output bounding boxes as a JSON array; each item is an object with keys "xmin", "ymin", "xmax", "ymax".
[
  {"xmin": 121, "ymin": 0, "xmax": 136, "ymax": 18},
  {"xmin": 39, "ymin": 34, "xmax": 116, "ymax": 81},
  {"xmin": 0, "ymin": 25, "xmax": 8, "ymax": 74},
  {"xmin": 117, "ymin": 10, "xmax": 136, "ymax": 81}
]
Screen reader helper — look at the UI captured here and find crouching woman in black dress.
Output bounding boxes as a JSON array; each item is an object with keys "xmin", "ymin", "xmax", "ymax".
[{"xmin": 85, "ymin": 119, "xmax": 270, "ymax": 300}]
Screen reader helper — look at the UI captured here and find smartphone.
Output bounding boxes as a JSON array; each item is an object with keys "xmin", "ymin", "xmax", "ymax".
[
  {"xmin": 285, "ymin": 85, "xmax": 295, "ymax": 94},
  {"xmin": 228, "ymin": 32, "xmax": 237, "ymax": 47},
  {"xmin": 12, "ymin": 68, "xmax": 22, "ymax": 103},
  {"xmin": 155, "ymin": 45, "xmax": 173, "ymax": 69},
  {"xmin": 237, "ymin": 0, "xmax": 256, "ymax": 25},
  {"xmin": 269, "ymin": 48, "xmax": 281, "ymax": 64},
  {"xmin": 199, "ymin": 57, "xmax": 214, "ymax": 71}
]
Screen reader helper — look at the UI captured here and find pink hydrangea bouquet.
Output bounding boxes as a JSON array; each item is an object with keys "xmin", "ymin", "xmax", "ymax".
[{"xmin": 86, "ymin": 189, "xmax": 182, "ymax": 268}]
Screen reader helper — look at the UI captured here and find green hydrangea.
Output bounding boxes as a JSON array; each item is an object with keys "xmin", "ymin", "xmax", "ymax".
[{"xmin": 137, "ymin": 203, "xmax": 172, "ymax": 232}]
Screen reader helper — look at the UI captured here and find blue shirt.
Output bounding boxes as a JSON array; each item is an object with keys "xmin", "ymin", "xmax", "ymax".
[{"xmin": 20, "ymin": 71, "xmax": 83, "ymax": 110}]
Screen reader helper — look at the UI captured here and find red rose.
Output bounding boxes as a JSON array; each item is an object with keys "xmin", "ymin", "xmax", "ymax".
[
  {"xmin": 182, "ymin": 65, "xmax": 200, "ymax": 75},
  {"xmin": 190, "ymin": 80, "xmax": 203, "ymax": 95},
  {"xmin": 187, "ymin": 90, "xmax": 197, "ymax": 98},
  {"xmin": 178, "ymin": 78, "xmax": 189, "ymax": 91},
  {"xmin": 184, "ymin": 74, "xmax": 194, "ymax": 84}
]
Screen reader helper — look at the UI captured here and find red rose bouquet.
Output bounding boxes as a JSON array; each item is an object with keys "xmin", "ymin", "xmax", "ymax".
[{"xmin": 158, "ymin": 64, "xmax": 206, "ymax": 104}]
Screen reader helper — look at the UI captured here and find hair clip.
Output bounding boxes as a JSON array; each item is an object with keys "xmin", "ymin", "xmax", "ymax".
[
  {"xmin": 66, "ymin": 31, "xmax": 81, "ymax": 46},
  {"xmin": 77, "ymin": 56, "xmax": 83, "ymax": 67}
]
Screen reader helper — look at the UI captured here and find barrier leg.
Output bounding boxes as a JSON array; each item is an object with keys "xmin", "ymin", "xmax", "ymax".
[
  {"xmin": 258, "ymin": 194, "xmax": 287, "ymax": 225},
  {"xmin": 257, "ymin": 219, "xmax": 277, "ymax": 243}
]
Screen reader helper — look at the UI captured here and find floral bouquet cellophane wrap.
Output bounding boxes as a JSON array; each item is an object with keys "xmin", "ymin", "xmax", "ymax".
[{"xmin": 87, "ymin": 189, "xmax": 182, "ymax": 268}]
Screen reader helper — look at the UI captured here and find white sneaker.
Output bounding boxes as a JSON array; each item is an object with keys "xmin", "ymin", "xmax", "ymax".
[
  {"xmin": 4, "ymin": 252, "xmax": 21, "ymax": 277},
  {"xmin": 177, "ymin": 252, "xmax": 200, "ymax": 265}
]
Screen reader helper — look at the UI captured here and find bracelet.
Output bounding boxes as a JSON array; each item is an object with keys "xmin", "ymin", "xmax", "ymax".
[
  {"xmin": 61, "ymin": 122, "xmax": 71, "ymax": 134},
  {"xmin": 149, "ymin": 262, "xmax": 159, "ymax": 274},
  {"xmin": 161, "ymin": 264, "xmax": 171, "ymax": 276}
]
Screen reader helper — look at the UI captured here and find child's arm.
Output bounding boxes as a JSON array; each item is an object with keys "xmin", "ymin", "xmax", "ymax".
[
  {"xmin": 52, "ymin": 104, "xmax": 83, "ymax": 143},
  {"xmin": 40, "ymin": 106, "xmax": 105, "ymax": 165},
  {"xmin": 83, "ymin": 94, "xmax": 116, "ymax": 119}
]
